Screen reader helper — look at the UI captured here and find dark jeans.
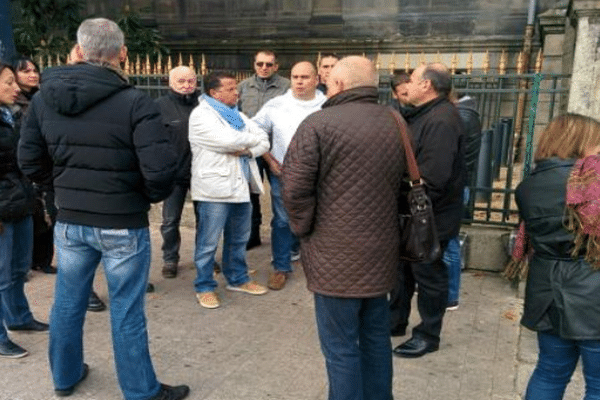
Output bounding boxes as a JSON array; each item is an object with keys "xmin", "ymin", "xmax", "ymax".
[
  {"xmin": 389, "ymin": 240, "xmax": 449, "ymax": 344},
  {"xmin": 526, "ymin": 331, "xmax": 600, "ymax": 400},
  {"xmin": 315, "ymin": 294, "xmax": 393, "ymax": 400},
  {"xmin": 160, "ymin": 184, "xmax": 189, "ymax": 264}
]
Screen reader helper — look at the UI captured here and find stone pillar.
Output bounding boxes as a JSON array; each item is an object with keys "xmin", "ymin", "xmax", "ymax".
[{"xmin": 567, "ymin": 0, "xmax": 600, "ymax": 117}]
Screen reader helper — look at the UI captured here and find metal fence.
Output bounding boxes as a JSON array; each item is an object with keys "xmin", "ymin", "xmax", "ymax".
[{"xmin": 129, "ymin": 70, "xmax": 570, "ymax": 228}]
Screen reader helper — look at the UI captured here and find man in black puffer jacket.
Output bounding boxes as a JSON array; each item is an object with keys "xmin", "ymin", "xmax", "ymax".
[
  {"xmin": 155, "ymin": 66, "xmax": 198, "ymax": 279},
  {"xmin": 18, "ymin": 18, "xmax": 189, "ymax": 400}
]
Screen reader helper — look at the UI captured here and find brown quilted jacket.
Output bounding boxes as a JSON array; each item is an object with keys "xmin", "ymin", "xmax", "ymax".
[{"xmin": 282, "ymin": 86, "xmax": 406, "ymax": 297}]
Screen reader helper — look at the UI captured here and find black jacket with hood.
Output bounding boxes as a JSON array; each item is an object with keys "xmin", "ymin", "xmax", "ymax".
[{"xmin": 18, "ymin": 63, "xmax": 177, "ymax": 229}]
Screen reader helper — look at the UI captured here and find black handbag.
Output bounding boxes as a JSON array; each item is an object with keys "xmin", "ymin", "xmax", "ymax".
[{"xmin": 391, "ymin": 111, "xmax": 442, "ymax": 263}]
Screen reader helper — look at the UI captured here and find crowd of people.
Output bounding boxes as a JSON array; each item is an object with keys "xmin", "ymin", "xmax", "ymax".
[{"xmin": 1, "ymin": 15, "xmax": 599, "ymax": 400}]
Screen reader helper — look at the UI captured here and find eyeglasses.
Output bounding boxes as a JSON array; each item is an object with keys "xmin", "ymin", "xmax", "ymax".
[{"xmin": 255, "ymin": 62, "xmax": 274, "ymax": 68}]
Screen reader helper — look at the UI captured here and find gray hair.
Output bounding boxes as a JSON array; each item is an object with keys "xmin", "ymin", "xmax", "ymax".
[{"xmin": 77, "ymin": 18, "xmax": 124, "ymax": 62}]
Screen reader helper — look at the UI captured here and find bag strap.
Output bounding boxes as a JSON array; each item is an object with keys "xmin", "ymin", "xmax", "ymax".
[{"xmin": 390, "ymin": 110, "xmax": 421, "ymax": 185}]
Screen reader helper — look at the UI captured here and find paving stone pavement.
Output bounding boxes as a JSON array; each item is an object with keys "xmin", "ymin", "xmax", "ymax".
[{"xmin": 0, "ymin": 221, "xmax": 586, "ymax": 400}]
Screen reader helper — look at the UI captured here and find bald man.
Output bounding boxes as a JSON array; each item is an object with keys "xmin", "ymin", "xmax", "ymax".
[
  {"xmin": 155, "ymin": 66, "xmax": 199, "ymax": 278},
  {"xmin": 390, "ymin": 62, "xmax": 465, "ymax": 358},
  {"xmin": 252, "ymin": 61, "xmax": 326, "ymax": 290},
  {"xmin": 282, "ymin": 56, "xmax": 405, "ymax": 400}
]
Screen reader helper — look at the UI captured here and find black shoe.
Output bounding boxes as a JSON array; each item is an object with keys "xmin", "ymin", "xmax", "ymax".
[
  {"xmin": 87, "ymin": 291, "xmax": 107, "ymax": 312},
  {"xmin": 55, "ymin": 363, "xmax": 89, "ymax": 397},
  {"xmin": 147, "ymin": 283, "xmax": 155, "ymax": 293},
  {"xmin": 162, "ymin": 263, "xmax": 178, "ymax": 279},
  {"xmin": 390, "ymin": 325, "xmax": 407, "ymax": 337},
  {"xmin": 148, "ymin": 383, "xmax": 190, "ymax": 400},
  {"xmin": 0, "ymin": 340, "xmax": 28, "ymax": 358},
  {"xmin": 393, "ymin": 337, "xmax": 439, "ymax": 358},
  {"xmin": 42, "ymin": 265, "xmax": 58, "ymax": 274},
  {"xmin": 246, "ymin": 236, "xmax": 261, "ymax": 250},
  {"xmin": 7, "ymin": 319, "xmax": 49, "ymax": 333}
]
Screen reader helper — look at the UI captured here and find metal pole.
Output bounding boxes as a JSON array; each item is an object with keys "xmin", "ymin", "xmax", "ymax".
[{"xmin": 0, "ymin": 0, "xmax": 16, "ymax": 62}]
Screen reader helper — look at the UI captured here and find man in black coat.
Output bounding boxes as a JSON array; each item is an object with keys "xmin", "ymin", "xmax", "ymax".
[
  {"xmin": 155, "ymin": 66, "xmax": 198, "ymax": 278},
  {"xmin": 18, "ymin": 18, "xmax": 189, "ymax": 400},
  {"xmin": 391, "ymin": 63, "xmax": 466, "ymax": 358}
]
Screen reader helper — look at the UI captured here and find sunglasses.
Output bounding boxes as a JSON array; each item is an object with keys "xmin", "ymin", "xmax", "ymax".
[{"xmin": 255, "ymin": 62, "xmax": 274, "ymax": 67}]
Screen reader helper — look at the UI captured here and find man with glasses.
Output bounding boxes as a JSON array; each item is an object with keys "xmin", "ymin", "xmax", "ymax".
[{"xmin": 238, "ymin": 50, "xmax": 290, "ymax": 250}]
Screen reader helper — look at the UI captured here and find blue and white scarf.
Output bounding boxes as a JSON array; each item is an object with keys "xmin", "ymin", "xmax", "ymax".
[
  {"xmin": 202, "ymin": 94, "xmax": 250, "ymax": 180},
  {"xmin": 0, "ymin": 106, "xmax": 14, "ymax": 127}
]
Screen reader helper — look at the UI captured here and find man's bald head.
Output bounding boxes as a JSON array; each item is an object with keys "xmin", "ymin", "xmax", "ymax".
[
  {"xmin": 169, "ymin": 66, "xmax": 197, "ymax": 95},
  {"xmin": 326, "ymin": 56, "xmax": 378, "ymax": 98}
]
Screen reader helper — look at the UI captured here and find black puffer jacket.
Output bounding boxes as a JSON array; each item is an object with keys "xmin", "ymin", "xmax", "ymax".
[
  {"xmin": 18, "ymin": 63, "xmax": 176, "ymax": 229},
  {"xmin": 0, "ymin": 116, "xmax": 34, "ymax": 222},
  {"xmin": 403, "ymin": 96, "xmax": 466, "ymax": 241},
  {"xmin": 155, "ymin": 90, "xmax": 198, "ymax": 185},
  {"xmin": 516, "ymin": 158, "xmax": 600, "ymax": 340}
]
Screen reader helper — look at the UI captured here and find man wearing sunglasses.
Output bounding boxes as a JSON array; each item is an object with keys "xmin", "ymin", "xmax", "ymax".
[{"xmin": 238, "ymin": 50, "xmax": 290, "ymax": 250}]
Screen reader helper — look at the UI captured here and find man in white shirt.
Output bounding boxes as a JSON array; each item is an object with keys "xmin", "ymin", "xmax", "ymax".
[{"xmin": 252, "ymin": 61, "xmax": 326, "ymax": 290}]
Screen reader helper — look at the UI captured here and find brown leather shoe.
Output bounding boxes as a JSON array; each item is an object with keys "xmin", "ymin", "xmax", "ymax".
[{"xmin": 267, "ymin": 271, "xmax": 288, "ymax": 290}]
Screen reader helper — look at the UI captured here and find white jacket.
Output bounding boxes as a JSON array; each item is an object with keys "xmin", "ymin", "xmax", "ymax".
[
  {"xmin": 252, "ymin": 89, "xmax": 327, "ymax": 163},
  {"xmin": 189, "ymin": 99, "xmax": 269, "ymax": 203}
]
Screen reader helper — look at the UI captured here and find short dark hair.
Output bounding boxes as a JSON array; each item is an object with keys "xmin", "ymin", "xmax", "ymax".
[
  {"xmin": 254, "ymin": 50, "xmax": 277, "ymax": 62},
  {"xmin": 0, "ymin": 61, "xmax": 15, "ymax": 76},
  {"xmin": 422, "ymin": 66, "xmax": 452, "ymax": 97},
  {"xmin": 319, "ymin": 52, "xmax": 339, "ymax": 65},
  {"xmin": 204, "ymin": 71, "xmax": 236, "ymax": 96},
  {"xmin": 12, "ymin": 55, "xmax": 40, "ymax": 74},
  {"xmin": 390, "ymin": 73, "xmax": 410, "ymax": 91}
]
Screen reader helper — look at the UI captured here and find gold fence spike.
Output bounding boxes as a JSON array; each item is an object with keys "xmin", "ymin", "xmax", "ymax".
[
  {"xmin": 134, "ymin": 55, "xmax": 139, "ymax": 75},
  {"xmin": 145, "ymin": 54, "xmax": 151, "ymax": 75},
  {"xmin": 466, "ymin": 51, "xmax": 473, "ymax": 75},
  {"xmin": 498, "ymin": 49, "xmax": 507, "ymax": 75},
  {"xmin": 482, "ymin": 50, "xmax": 490, "ymax": 74},
  {"xmin": 535, "ymin": 49, "xmax": 544, "ymax": 73},
  {"xmin": 189, "ymin": 54, "xmax": 194, "ymax": 70},
  {"xmin": 389, "ymin": 52, "xmax": 396, "ymax": 75},
  {"xmin": 38, "ymin": 55, "xmax": 44, "ymax": 70},
  {"xmin": 375, "ymin": 52, "xmax": 381, "ymax": 71},
  {"xmin": 178, "ymin": 53, "xmax": 183, "ymax": 67},
  {"xmin": 316, "ymin": 52, "xmax": 321, "ymax": 68},
  {"xmin": 47, "ymin": 55, "xmax": 52, "ymax": 68},
  {"xmin": 124, "ymin": 56, "xmax": 130, "ymax": 75},
  {"xmin": 167, "ymin": 55, "xmax": 172, "ymax": 72},
  {"xmin": 201, "ymin": 54, "xmax": 207, "ymax": 76},
  {"xmin": 404, "ymin": 52, "xmax": 410, "ymax": 73},
  {"xmin": 56, "ymin": 54, "xmax": 61, "ymax": 66},
  {"xmin": 157, "ymin": 53, "xmax": 162, "ymax": 75},
  {"xmin": 451, "ymin": 53, "xmax": 458, "ymax": 75},
  {"xmin": 516, "ymin": 51, "xmax": 524, "ymax": 74}
]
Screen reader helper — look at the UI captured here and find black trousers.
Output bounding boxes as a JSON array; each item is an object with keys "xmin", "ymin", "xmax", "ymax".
[{"xmin": 389, "ymin": 240, "xmax": 449, "ymax": 344}]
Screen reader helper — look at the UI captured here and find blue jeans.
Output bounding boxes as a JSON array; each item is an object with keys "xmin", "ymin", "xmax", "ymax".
[
  {"xmin": 193, "ymin": 201, "xmax": 252, "ymax": 293},
  {"xmin": 0, "ymin": 216, "xmax": 34, "ymax": 343},
  {"xmin": 314, "ymin": 294, "xmax": 393, "ymax": 400},
  {"xmin": 50, "ymin": 222, "xmax": 160, "ymax": 400},
  {"xmin": 160, "ymin": 184, "xmax": 189, "ymax": 264},
  {"xmin": 526, "ymin": 331, "xmax": 600, "ymax": 400},
  {"xmin": 269, "ymin": 175, "xmax": 298, "ymax": 273},
  {"xmin": 443, "ymin": 236, "xmax": 461, "ymax": 304}
]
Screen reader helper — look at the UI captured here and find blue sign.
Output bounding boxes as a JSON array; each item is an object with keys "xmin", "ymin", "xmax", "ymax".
[{"xmin": 0, "ymin": 0, "xmax": 16, "ymax": 63}]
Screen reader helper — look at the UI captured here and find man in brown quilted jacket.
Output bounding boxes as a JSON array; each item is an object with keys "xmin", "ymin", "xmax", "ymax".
[{"xmin": 282, "ymin": 56, "xmax": 405, "ymax": 400}]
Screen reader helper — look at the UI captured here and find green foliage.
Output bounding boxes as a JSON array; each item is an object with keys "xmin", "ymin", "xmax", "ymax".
[
  {"xmin": 11, "ymin": 1, "xmax": 168, "ymax": 64},
  {"xmin": 12, "ymin": 0, "xmax": 83, "ymax": 60},
  {"xmin": 117, "ymin": 9, "xmax": 169, "ymax": 63}
]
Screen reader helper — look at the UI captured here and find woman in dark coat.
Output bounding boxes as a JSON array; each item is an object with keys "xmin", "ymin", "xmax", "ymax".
[
  {"xmin": 0, "ymin": 61, "xmax": 49, "ymax": 359},
  {"xmin": 515, "ymin": 113, "xmax": 600, "ymax": 399}
]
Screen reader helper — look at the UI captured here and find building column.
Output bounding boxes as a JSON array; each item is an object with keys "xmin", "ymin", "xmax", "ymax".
[{"xmin": 567, "ymin": 1, "xmax": 600, "ymax": 117}]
